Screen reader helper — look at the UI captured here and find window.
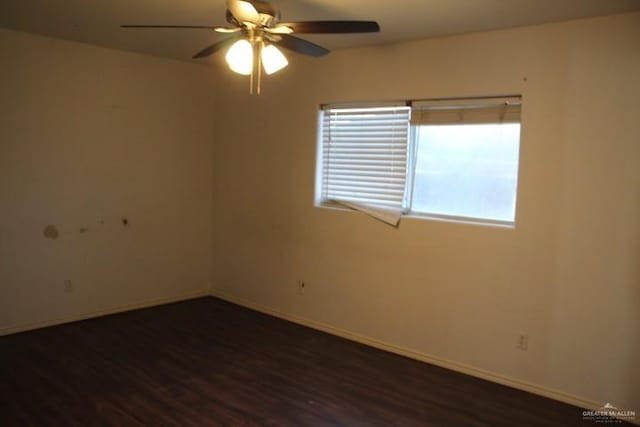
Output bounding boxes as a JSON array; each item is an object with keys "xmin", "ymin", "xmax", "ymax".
[{"xmin": 316, "ymin": 97, "xmax": 522, "ymax": 225}]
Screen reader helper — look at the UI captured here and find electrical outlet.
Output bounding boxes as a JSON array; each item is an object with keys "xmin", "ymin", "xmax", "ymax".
[
  {"xmin": 516, "ymin": 333, "xmax": 529, "ymax": 350},
  {"xmin": 63, "ymin": 280, "xmax": 74, "ymax": 293},
  {"xmin": 297, "ymin": 280, "xmax": 306, "ymax": 295}
]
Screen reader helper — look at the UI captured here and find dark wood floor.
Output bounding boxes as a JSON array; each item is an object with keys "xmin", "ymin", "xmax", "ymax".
[{"xmin": 0, "ymin": 297, "xmax": 616, "ymax": 426}]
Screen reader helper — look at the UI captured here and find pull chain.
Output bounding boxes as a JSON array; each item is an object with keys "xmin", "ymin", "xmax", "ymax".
[{"xmin": 249, "ymin": 37, "xmax": 263, "ymax": 95}]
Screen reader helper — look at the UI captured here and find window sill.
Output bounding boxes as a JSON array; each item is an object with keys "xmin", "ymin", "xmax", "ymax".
[
  {"xmin": 404, "ymin": 211, "xmax": 515, "ymax": 228},
  {"xmin": 316, "ymin": 202, "xmax": 515, "ymax": 229}
]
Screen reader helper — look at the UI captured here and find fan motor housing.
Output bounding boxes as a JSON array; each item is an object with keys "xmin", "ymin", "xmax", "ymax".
[{"xmin": 226, "ymin": 1, "xmax": 279, "ymax": 27}]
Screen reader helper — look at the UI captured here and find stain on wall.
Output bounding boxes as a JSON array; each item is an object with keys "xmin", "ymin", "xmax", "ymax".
[{"xmin": 43, "ymin": 225, "xmax": 59, "ymax": 240}]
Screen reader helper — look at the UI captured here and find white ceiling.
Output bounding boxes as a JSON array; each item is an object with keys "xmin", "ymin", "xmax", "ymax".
[{"xmin": 1, "ymin": 0, "xmax": 639, "ymax": 63}]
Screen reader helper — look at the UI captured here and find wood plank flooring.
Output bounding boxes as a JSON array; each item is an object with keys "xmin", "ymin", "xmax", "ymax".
[{"xmin": 0, "ymin": 297, "xmax": 619, "ymax": 426}]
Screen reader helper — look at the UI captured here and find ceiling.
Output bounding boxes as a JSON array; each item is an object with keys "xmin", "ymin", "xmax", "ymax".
[{"xmin": 1, "ymin": 0, "xmax": 639, "ymax": 63}]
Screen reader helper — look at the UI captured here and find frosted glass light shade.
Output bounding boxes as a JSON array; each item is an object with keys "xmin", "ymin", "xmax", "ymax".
[
  {"xmin": 226, "ymin": 40, "xmax": 253, "ymax": 75},
  {"xmin": 261, "ymin": 44, "xmax": 288, "ymax": 75}
]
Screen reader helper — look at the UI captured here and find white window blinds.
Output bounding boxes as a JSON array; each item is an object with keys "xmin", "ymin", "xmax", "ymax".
[
  {"xmin": 319, "ymin": 106, "xmax": 411, "ymax": 210},
  {"xmin": 411, "ymin": 97, "xmax": 521, "ymax": 125}
]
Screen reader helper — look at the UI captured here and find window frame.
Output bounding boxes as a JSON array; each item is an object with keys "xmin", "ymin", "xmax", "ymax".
[{"xmin": 315, "ymin": 96, "xmax": 522, "ymax": 227}]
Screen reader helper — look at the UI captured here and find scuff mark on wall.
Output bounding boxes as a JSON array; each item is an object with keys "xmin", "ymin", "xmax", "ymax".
[
  {"xmin": 43, "ymin": 225, "xmax": 59, "ymax": 240},
  {"xmin": 79, "ymin": 227, "xmax": 89, "ymax": 234}
]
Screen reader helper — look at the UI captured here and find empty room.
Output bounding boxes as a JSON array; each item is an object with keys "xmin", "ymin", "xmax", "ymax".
[{"xmin": 1, "ymin": 0, "xmax": 639, "ymax": 425}]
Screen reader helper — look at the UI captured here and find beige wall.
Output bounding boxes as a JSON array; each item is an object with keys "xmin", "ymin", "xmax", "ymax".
[
  {"xmin": 0, "ymin": 29, "xmax": 215, "ymax": 332},
  {"xmin": 211, "ymin": 13, "xmax": 640, "ymax": 411},
  {"xmin": 1, "ymin": 11, "xmax": 638, "ymax": 414}
]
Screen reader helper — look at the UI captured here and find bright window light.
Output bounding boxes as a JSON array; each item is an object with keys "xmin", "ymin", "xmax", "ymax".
[{"xmin": 411, "ymin": 123, "xmax": 521, "ymax": 222}]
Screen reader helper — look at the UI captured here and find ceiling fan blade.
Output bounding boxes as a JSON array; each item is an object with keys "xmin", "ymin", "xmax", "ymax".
[
  {"xmin": 266, "ymin": 25, "xmax": 293, "ymax": 35},
  {"xmin": 277, "ymin": 35, "xmax": 329, "ymax": 57},
  {"xmin": 121, "ymin": 25, "xmax": 214, "ymax": 29},
  {"xmin": 277, "ymin": 21, "xmax": 380, "ymax": 34},
  {"xmin": 214, "ymin": 27, "xmax": 241, "ymax": 33},
  {"xmin": 192, "ymin": 36, "xmax": 239, "ymax": 59},
  {"xmin": 227, "ymin": 0, "xmax": 260, "ymax": 24}
]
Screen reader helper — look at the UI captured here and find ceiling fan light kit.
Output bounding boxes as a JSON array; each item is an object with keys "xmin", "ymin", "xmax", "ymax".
[
  {"xmin": 223, "ymin": 27, "xmax": 290, "ymax": 94},
  {"xmin": 121, "ymin": 0, "xmax": 380, "ymax": 94},
  {"xmin": 261, "ymin": 44, "xmax": 288, "ymax": 75},
  {"xmin": 225, "ymin": 39, "xmax": 253, "ymax": 75}
]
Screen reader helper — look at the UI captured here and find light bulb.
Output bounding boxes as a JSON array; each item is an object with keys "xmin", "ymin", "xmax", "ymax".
[
  {"xmin": 226, "ymin": 39, "xmax": 253, "ymax": 75},
  {"xmin": 261, "ymin": 44, "xmax": 288, "ymax": 75}
]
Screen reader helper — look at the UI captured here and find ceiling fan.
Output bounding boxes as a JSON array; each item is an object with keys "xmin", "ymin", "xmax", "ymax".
[{"xmin": 122, "ymin": 0, "xmax": 380, "ymax": 94}]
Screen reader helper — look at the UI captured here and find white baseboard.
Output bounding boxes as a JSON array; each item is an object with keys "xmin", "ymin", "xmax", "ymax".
[
  {"xmin": 0, "ymin": 290, "xmax": 210, "ymax": 336},
  {"xmin": 209, "ymin": 289, "xmax": 612, "ymax": 414}
]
